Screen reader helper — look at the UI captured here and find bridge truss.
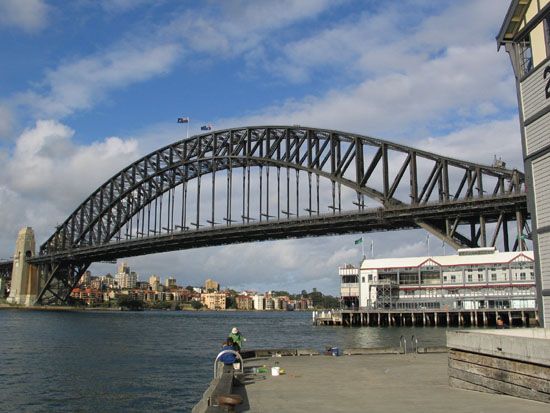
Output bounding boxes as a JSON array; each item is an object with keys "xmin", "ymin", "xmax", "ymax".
[{"xmin": 14, "ymin": 126, "xmax": 527, "ymax": 304}]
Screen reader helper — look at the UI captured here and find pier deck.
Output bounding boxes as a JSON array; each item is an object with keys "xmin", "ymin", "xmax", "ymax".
[{"xmin": 233, "ymin": 353, "xmax": 548, "ymax": 413}]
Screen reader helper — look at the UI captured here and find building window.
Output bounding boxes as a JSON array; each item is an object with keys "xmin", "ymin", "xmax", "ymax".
[
  {"xmin": 451, "ymin": 275, "xmax": 456, "ymax": 282},
  {"xmin": 362, "ymin": 276, "xmax": 365, "ymax": 283},
  {"xmin": 478, "ymin": 274, "xmax": 484, "ymax": 282},
  {"xmin": 467, "ymin": 274, "xmax": 473, "ymax": 282},
  {"xmin": 545, "ymin": 16, "xmax": 550, "ymax": 58},
  {"xmin": 368, "ymin": 274, "xmax": 372, "ymax": 281},
  {"xmin": 520, "ymin": 272, "xmax": 526, "ymax": 281},
  {"xmin": 519, "ymin": 35, "xmax": 533, "ymax": 76},
  {"xmin": 443, "ymin": 276, "xmax": 447, "ymax": 282},
  {"xmin": 491, "ymin": 273, "xmax": 497, "ymax": 281}
]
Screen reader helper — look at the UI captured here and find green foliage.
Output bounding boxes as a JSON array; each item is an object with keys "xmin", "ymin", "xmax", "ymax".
[
  {"xmin": 226, "ymin": 296, "xmax": 238, "ymax": 309},
  {"xmin": 271, "ymin": 290, "xmax": 290, "ymax": 297},
  {"xmin": 190, "ymin": 300, "xmax": 203, "ymax": 310},
  {"xmin": 185, "ymin": 285, "xmax": 195, "ymax": 292},
  {"xmin": 294, "ymin": 289, "xmax": 339, "ymax": 309},
  {"xmin": 117, "ymin": 295, "xmax": 144, "ymax": 311},
  {"xmin": 149, "ymin": 300, "xmax": 172, "ymax": 310}
]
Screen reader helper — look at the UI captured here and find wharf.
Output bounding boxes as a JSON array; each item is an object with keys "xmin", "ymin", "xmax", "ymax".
[
  {"xmin": 313, "ymin": 308, "xmax": 538, "ymax": 327},
  {"xmin": 231, "ymin": 353, "xmax": 547, "ymax": 413}
]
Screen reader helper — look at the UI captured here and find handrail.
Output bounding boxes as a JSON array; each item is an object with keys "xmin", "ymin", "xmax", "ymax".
[
  {"xmin": 213, "ymin": 350, "xmax": 244, "ymax": 378},
  {"xmin": 399, "ymin": 335, "xmax": 407, "ymax": 354},
  {"xmin": 410, "ymin": 335, "xmax": 418, "ymax": 353}
]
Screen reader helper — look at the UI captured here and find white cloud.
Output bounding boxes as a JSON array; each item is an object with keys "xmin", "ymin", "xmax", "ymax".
[
  {"xmin": 214, "ymin": 42, "xmax": 516, "ymax": 143},
  {"xmin": 0, "ymin": 0, "xmax": 49, "ymax": 32},
  {"xmin": 16, "ymin": 43, "xmax": 181, "ymax": 118},
  {"xmin": 0, "ymin": 104, "xmax": 14, "ymax": 139},
  {"xmin": 100, "ymin": 0, "xmax": 155, "ymax": 14},
  {"xmin": 418, "ymin": 118, "xmax": 523, "ymax": 169},
  {"xmin": 5, "ymin": 119, "xmax": 139, "ymax": 208},
  {"xmin": 162, "ymin": 0, "xmax": 336, "ymax": 57}
]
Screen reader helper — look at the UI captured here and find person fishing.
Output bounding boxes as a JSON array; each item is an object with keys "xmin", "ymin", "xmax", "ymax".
[
  {"xmin": 219, "ymin": 338, "xmax": 237, "ymax": 365},
  {"xmin": 229, "ymin": 327, "xmax": 246, "ymax": 351}
]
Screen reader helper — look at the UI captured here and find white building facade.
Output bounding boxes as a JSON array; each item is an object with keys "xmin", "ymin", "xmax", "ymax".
[
  {"xmin": 340, "ymin": 248, "xmax": 536, "ymax": 311},
  {"xmin": 252, "ymin": 294, "xmax": 265, "ymax": 310}
]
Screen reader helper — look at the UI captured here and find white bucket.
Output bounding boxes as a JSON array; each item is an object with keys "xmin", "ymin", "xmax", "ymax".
[{"xmin": 271, "ymin": 366, "xmax": 280, "ymax": 376}]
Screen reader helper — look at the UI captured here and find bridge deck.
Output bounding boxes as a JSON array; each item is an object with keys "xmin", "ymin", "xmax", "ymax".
[
  {"xmin": 29, "ymin": 194, "xmax": 526, "ymax": 264},
  {"xmin": 234, "ymin": 353, "xmax": 548, "ymax": 412}
]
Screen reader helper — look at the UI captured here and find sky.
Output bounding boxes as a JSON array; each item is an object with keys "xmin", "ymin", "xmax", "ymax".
[{"xmin": 0, "ymin": 0, "xmax": 523, "ymax": 295}]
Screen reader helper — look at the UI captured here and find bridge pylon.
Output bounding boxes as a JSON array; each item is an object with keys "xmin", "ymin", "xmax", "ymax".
[{"xmin": 7, "ymin": 227, "xmax": 40, "ymax": 306}]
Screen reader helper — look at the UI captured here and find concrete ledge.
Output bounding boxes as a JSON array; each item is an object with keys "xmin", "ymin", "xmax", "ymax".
[
  {"xmin": 193, "ymin": 365, "xmax": 237, "ymax": 413},
  {"xmin": 343, "ymin": 347, "xmax": 401, "ymax": 355},
  {"xmin": 447, "ymin": 329, "xmax": 550, "ymax": 366},
  {"xmin": 447, "ymin": 329, "xmax": 550, "ymax": 403}
]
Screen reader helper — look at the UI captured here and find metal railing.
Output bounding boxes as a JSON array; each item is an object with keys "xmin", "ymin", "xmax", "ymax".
[
  {"xmin": 399, "ymin": 335, "xmax": 407, "ymax": 354},
  {"xmin": 400, "ymin": 335, "xmax": 419, "ymax": 354},
  {"xmin": 410, "ymin": 335, "xmax": 418, "ymax": 353},
  {"xmin": 213, "ymin": 350, "xmax": 244, "ymax": 378}
]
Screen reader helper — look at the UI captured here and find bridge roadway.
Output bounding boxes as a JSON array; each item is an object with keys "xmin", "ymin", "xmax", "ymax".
[{"xmin": 27, "ymin": 193, "xmax": 526, "ymax": 265}]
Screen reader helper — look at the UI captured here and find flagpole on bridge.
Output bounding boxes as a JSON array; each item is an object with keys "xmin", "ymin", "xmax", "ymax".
[{"xmin": 177, "ymin": 116, "xmax": 190, "ymax": 139}]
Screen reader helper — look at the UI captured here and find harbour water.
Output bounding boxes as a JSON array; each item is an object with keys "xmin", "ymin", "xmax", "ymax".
[{"xmin": 0, "ymin": 309, "xmax": 448, "ymax": 412}]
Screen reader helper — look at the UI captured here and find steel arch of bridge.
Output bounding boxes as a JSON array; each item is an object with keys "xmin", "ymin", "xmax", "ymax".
[{"xmin": 31, "ymin": 126, "xmax": 528, "ymax": 304}]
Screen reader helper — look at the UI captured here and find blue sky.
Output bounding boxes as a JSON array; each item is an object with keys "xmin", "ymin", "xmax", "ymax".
[{"xmin": 0, "ymin": 0, "xmax": 523, "ymax": 294}]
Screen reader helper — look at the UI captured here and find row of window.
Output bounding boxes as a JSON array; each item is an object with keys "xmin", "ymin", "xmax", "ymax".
[{"xmin": 519, "ymin": 16, "xmax": 550, "ymax": 75}]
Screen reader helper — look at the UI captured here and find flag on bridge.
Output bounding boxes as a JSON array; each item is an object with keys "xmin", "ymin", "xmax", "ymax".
[
  {"xmin": 201, "ymin": 124, "xmax": 212, "ymax": 131},
  {"xmin": 177, "ymin": 117, "xmax": 190, "ymax": 123},
  {"xmin": 354, "ymin": 237, "xmax": 363, "ymax": 245}
]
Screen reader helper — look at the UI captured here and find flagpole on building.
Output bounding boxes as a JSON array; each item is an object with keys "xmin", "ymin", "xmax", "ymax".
[
  {"xmin": 362, "ymin": 237, "xmax": 365, "ymax": 259},
  {"xmin": 371, "ymin": 240, "xmax": 374, "ymax": 258},
  {"xmin": 426, "ymin": 234, "xmax": 430, "ymax": 256}
]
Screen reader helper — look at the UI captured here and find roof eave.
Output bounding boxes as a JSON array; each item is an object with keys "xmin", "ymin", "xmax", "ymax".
[{"xmin": 497, "ymin": 0, "xmax": 529, "ymax": 50}]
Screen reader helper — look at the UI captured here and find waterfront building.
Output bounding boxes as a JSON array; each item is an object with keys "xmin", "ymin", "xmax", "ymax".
[
  {"xmin": 273, "ymin": 298, "xmax": 284, "ymax": 310},
  {"xmin": 265, "ymin": 298, "xmax": 274, "ymax": 310},
  {"xmin": 340, "ymin": 248, "xmax": 536, "ymax": 311},
  {"xmin": 498, "ymin": 0, "xmax": 550, "ymax": 326},
  {"xmin": 149, "ymin": 275, "xmax": 160, "ymax": 291},
  {"xmin": 165, "ymin": 277, "xmax": 177, "ymax": 288},
  {"xmin": 100, "ymin": 274, "xmax": 116, "ymax": 289},
  {"xmin": 236, "ymin": 295, "xmax": 254, "ymax": 310},
  {"xmin": 80, "ymin": 271, "xmax": 91, "ymax": 286},
  {"xmin": 89, "ymin": 277, "xmax": 102, "ymax": 290},
  {"xmin": 115, "ymin": 262, "xmax": 136, "ymax": 289},
  {"xmin": 340, "ymin": 264, "xmax": 360, "ymax": 309},
  {"xmin": 135, "ymin": 281, "xmax": 150, "ymax": 290},
  {"xmin": 252, "ymin": 294, "xmax": 265, "ymax": 310},
  {"xmin": 70, "ymin": 287, "xmax": 103, "ymax": 306},
  {"xmin": 118, "ymin": 261, "xmax": 129, "ymax": 275},
  {"xmin": 204, "ymin": 278, "xmax": 220, "ymax": 292},
  {"xmin": 116, "ymin": 271, "xmax": 137, "ymax": 289},
  {"xmin": 201, "ymin": 292, "xmax": 227, "ymax": 310}
]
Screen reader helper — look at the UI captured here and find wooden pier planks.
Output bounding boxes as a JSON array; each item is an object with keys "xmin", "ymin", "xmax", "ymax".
[{"xmin": 448, "ymin": 349, "xmax": 550, "ymax": 403}]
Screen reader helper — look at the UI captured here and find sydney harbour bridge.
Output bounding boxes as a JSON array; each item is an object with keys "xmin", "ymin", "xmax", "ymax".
[{"xmin": 0, "ymin": 126, "xmax": 528, "ymax": 305}]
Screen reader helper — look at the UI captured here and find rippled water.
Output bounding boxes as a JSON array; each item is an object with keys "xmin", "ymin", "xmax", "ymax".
[{"xmin": 0, "ymin": 309, "xmax": 448, "ymax": 412}]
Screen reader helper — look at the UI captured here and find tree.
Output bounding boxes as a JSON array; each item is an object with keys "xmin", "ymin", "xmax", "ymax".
[
  {"xmin": 271, "ymin": 290, "xmax": 290, "ymax": 297},
  {"xmin": 117, "ymin": 295, "xmax": 144, "ymax": 311},
  {"xmin": 185, "ymin": 285, "xmax": 195, "ymax": 292},
  {"xmin": 191, "ymin": 300, "xmax": 203, "ymax": 310}
]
